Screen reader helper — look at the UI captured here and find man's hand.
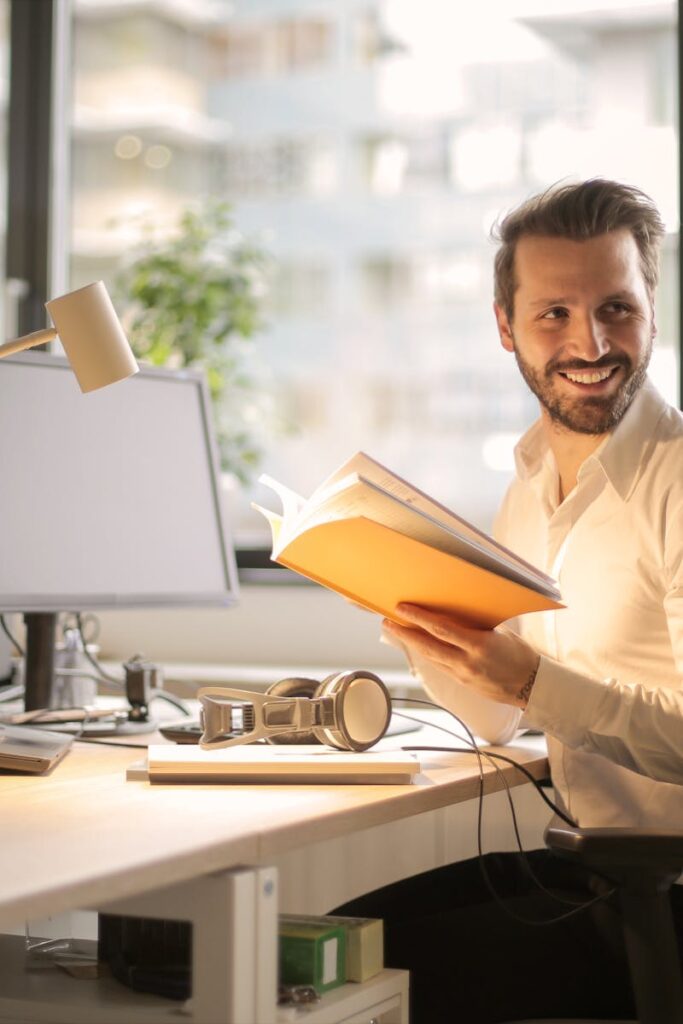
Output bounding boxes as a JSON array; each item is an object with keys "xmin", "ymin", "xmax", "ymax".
[{"xmin": 382, "ymin": 603, "xmax": 540, "ymax": 709}]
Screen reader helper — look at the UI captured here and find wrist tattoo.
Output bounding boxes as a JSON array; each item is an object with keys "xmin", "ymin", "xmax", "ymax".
[{"xmin": 517, "ymin": 662, "xmax": 539, "ymax": 708}]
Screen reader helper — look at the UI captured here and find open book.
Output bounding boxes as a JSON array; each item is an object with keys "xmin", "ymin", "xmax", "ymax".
[{"xmin": 254, "ymin": 452, "xmax": 562, "ymax": 628}]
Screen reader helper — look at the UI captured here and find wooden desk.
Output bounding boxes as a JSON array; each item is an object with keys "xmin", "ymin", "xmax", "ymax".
[{"xmin": 0, "ymin": 721, "xmax": 549, "ymax": 1023}]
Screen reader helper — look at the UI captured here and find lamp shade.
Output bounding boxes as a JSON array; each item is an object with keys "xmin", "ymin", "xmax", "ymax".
[{"xmin": 45, "ymin": 281, "xmax": 139, "ymax": 393}]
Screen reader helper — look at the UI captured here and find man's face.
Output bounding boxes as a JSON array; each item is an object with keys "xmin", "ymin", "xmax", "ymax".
[{"xmin": 495, "ymin": 230, "xmax": 655, "ymax": 435}]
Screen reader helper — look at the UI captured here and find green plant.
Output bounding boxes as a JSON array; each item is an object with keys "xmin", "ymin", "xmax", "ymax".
[{"xmin": 115, "ymin": 201, "xmax": 270, "ymax": 483}]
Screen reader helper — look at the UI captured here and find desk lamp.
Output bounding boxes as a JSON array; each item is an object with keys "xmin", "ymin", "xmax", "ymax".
[
  {"xmin": 0, "ymin": 280, "xmax": 138, "ymax": 713},
  {"xmin": 0, "ymin": 280, "xmax": 138, "ymax": 390}
]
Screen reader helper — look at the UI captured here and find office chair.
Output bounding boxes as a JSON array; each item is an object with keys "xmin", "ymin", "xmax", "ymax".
[{"xmin": 509, "ymin": 822, "xmax": 683, "ymax": 1024}]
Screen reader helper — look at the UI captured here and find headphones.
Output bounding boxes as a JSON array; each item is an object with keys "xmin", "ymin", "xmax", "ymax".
[{"xmin": 198, "ymin": 670, "xmax": 392, "ymax": 752}]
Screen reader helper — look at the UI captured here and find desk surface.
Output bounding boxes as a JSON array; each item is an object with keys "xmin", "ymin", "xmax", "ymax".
[{"xmin": 0, "ymin": 719, "xmax": 548, "ymax": 930}]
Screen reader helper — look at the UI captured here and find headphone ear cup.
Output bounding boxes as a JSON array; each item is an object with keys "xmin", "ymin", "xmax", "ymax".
[
  {"xmin": 314, "ymin": 673, "xmax": 338, "ymax": 698},
  {"xmin": 265, "ymin": 677, "xmax": 322, "ymax": 744},
  {"xmin": 311, "ymin": 672, "xmax": 345, "ymax": 748},
  {"xmin": 312, "ymin": 671, "xmax": 391, "ymax": 751}
]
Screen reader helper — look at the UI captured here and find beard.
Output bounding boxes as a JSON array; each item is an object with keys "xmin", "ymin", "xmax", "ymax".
[{"xmin": 512, "ymin": 340, "xmax": 652, "ymax": 435}]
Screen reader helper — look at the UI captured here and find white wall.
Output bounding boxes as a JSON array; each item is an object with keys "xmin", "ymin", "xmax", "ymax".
[{"xmin": 95, "ymin": 582, "xmax": 409, "ymax": 675}]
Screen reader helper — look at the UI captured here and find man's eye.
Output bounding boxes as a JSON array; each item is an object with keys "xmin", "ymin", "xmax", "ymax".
[
  {"xmin": 602, "ymin": 302, "xmax": 631, "ymax": 316},
  {"xmin": 541, "ymin": 307, "xmax": 568, "ymax": 320}
]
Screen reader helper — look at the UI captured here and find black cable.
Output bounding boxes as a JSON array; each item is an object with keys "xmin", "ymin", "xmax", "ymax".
[
  {"xmin": 393, "ymin": 695, "xmax": 575, "ymax": 825},
  {"xmin": 150, "ymin": 689, "xmax": 192, "ymax": 716},
  {"xmin": 391, "ymin": 703, "xmax": 580, "ymax": 909},
  {"xmin": 401, "ymin": 739, "xmax": 596, "ymax": 912},
  {"xmin": 393, "ymin": 705, "xmax": 525, "ymax": 848},
  {"xmin": 73, "ymin": 614, "xmax": 192, "ymax": 717},
  {"xmin": 392, "ymin": 698, "xmax": 530, "ymax": 910},
  {"xmin": 75, "ymin": 737, "xmax": 149, "ymax": 749},
  {"xmin": 399, "ymin": 703, "xmax": 617, "ymax": 922},
  {"xmin": 74, "ymin": 613, "xmax": 123, "ymax": 687},
  {"xmin": 0, "ymin": 614, "xmax": 25, "ymax": 657},
  {"xmin": 403, "ymin": 745, "xmax": 575, "ymax": 827},
  {"xmin": 395, "ymin": 703, "xmax": 604, "ymax": 921},
  {"xmin": 391, "ymin": 697, "xmax": 616, "ymax": 924}
]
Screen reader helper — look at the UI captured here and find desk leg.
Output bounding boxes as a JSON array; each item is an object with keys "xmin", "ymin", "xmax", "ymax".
[{"xmin": 98, "ymin": 865, "xmax": 277, "ymax": 1024}]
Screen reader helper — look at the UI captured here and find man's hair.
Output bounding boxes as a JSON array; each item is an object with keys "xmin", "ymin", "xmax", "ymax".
[{"xmin": 493, "ymin": 178, "xmax": 666, "ymax": 320}]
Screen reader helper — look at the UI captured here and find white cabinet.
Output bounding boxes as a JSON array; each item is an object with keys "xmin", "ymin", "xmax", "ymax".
[{"xmin": 0, "ymin": 866, "xmax": 409, "ymax": 1024}]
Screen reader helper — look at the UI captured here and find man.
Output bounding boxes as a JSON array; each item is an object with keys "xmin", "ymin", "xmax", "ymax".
[{"xmin": 336, "ymin": 179, "xmax": 683, "ymax": 1022}]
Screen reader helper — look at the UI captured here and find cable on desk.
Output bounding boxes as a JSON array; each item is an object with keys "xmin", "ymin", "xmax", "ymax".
[
  {"xmin": 75, "ymin": 736, "xmax": 150, "ymax": 749},
  {"xmin": 391, "ymin": 697, "xmax": 616, "ymax": 925},
  {"xmin": 149, "ymin": 689, "xmax": 192, "ymax": 716},
  {"xmin": 403, "ymin": 742, "xmax": 574, "ymax": 827}
]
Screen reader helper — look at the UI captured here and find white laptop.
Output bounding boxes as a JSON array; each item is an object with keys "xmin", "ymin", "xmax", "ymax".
[{"xmin": 0, "ymin": 724, "xmax": 74, "ymax": 774}]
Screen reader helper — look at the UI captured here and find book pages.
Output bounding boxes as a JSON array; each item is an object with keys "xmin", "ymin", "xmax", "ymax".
[{"xmin": 253, "ymin": 452, "xmax": 563, "ymax": 624}]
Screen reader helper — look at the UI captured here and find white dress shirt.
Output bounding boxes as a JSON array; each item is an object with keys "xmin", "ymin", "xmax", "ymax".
[
  {"xmin": 498, "ymin": 378, "xmax": 683, "ymax": 828},
  {"xmin": 403, "ymin": 378, "xmax": 683, "ymax": 829}
]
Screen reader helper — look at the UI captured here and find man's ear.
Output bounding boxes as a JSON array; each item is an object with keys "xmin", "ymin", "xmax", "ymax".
[{"xmin": 494, "ymin": 303, "xmax": 515, "ymax": 353}]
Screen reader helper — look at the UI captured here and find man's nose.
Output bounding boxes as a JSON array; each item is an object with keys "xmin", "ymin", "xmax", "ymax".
[{"xmin": 569, "ymin": 314, "xmax": 611, "ymax": 361}]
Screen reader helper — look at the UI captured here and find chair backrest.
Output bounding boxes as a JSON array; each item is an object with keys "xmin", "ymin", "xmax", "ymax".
[{"xmin": 544, "ymin": 823, "xmax": 683, "ymax": 1024}]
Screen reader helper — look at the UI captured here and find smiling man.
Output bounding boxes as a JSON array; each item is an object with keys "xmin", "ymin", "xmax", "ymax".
[
  {"xmin": 501, "ymin": 230, "xmax": 653, "ymax": 436},
  {"xmin": 335, "ymin": 180, "xmax": 683, "ymax": 1022}
]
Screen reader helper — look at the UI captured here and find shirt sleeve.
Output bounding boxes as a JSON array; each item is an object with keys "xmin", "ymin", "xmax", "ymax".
[{"xmin": 524, "ymin": 656, "xmax": 683, "ymax": 785}]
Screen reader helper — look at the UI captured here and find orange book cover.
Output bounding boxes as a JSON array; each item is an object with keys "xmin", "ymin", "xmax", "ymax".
[
  {"xmin": 254, "ymin": 453, "xmax": 562, "ymax": 628},
  {"xmin": 276, "ymin": 516, "xmax": 561, "ymax": 629}
]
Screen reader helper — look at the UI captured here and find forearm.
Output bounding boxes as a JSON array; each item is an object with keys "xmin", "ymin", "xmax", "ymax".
[{"xmin": 525, "ymin": 656, "xmax": 683, "ymax": 785}]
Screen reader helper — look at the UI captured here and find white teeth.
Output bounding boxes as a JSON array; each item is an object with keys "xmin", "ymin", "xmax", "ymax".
[{"xmin": 563, "ymin": 368, "xmax": 614, "ymax": 384}]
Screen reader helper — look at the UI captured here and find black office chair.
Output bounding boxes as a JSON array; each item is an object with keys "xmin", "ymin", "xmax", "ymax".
[{"xmin": 510, "ymin": 822, "xmax": 683, "ymax": 1024}]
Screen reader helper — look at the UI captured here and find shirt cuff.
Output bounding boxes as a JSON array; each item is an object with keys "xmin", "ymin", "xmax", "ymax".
[{"xmin": 523, "ymin": 654, "xmax": 607, "ymax": 746}]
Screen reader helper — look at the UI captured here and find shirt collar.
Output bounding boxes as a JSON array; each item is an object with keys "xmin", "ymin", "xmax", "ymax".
[
  {"xmin": 513, "ymin": 378, "xmax": 668, "ymax": 501},
  {"xmin": 595, "ymin": 378, "xmax": 667, "ymax": 500},
  {"xmin": 514, "ymin": 418, "xmax": 546, "ymax": 482}
]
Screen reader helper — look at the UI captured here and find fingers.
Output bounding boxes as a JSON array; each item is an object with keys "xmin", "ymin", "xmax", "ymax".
[
  {"xmin": 382, "ymin": 619, "xmax": 467, "ymax": 674},
  {"xmin": 392, "ymin": 603, "xmax": 483, "ymax": 651},
  {"xmin": 384, "ymin": 604, "xmax": 540, "ymax": 710}
]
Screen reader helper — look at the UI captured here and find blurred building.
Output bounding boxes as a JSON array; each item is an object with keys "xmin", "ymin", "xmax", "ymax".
[{"xmin": 70, "ymin": 0, "xmax": 679, "ymax": 538}]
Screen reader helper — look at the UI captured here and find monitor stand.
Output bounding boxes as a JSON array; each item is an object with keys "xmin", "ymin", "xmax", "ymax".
[
  {"xmin": 22, "ymin": 613, "xmax": 160, "ymax": 736},
  {"xmin": 24, "ymin": 612, "xmax": 56, "ymax": 711}
]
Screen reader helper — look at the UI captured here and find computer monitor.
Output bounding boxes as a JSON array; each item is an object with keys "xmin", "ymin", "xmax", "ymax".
[{"xmin": 0, "ymin": 352, "xmax": 239, "ymax": 710}]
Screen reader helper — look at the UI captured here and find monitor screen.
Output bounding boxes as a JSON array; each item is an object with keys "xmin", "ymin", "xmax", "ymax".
[{"xmin": 0, "ymin": 353, "xmax": 238, "ymax": 612}]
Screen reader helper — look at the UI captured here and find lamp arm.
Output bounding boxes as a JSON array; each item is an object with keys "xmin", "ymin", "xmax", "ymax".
[{"xmin": 0, "ymin": 327, "xmax": 58, "ymax": 359}]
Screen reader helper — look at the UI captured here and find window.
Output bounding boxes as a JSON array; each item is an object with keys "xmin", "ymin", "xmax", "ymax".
[
  {"xmin": 66, "ymin": 0, "xmax": 679, "ymax": 549},
  {"xmin": 213, "ymin": 17, "xmax": 333, "ymax": 78}
]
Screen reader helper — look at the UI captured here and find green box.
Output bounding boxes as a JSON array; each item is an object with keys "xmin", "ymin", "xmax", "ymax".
[
  {"xmin": 280, "ymin": 914, "xmax": 383, "ymax": 983},
  {"xmin": 278, "ymin": 920, "xmax": 346, "ymax": 994}
]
